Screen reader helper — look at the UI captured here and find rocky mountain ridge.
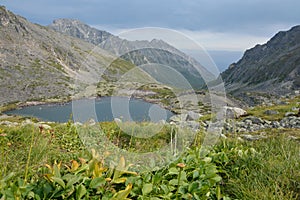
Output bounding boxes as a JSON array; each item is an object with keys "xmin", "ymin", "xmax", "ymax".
[
  {"xmin": 222, "ymin": 25, "xmax": 300, "ymax": 104},
  {"xmin": 2, "ymin": 5, "xmax": 299, "ymax": 110},
  {"xmin": 49, "ymin": 19, "xmax": 113, "ymax": 45},
  {"xmin": 0, "ymin": 6, "xmax": 120, "ymax": 105},
  {"xmin": 49, "ymin": 19, "xmax": 214, "ymax": 89},
  {"xmin": 0, "ymin": 7, "xmax": 215, "ymax": 115}
]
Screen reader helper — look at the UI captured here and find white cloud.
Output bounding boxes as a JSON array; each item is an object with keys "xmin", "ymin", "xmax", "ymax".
[{"xmin": 178, "ymin": 30, "xmax": 270, "ymax": 51}]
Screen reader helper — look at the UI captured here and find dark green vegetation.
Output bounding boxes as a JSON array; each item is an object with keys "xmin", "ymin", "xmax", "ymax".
[{"xmin": 0, "ymin": 118, "xmax": 299, "ymax": 199}]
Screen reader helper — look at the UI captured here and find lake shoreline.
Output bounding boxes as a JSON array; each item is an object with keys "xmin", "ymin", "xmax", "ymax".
[
  {"xmin": 1, "ymin": 91, "xmax": 180, "ymax": 113},
  {"xmin": 2, "ymin": 96, "xmax": 175, "ymax": 123}
]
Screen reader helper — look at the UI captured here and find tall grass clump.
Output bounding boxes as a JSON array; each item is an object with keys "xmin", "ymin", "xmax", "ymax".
[{"xmin": 213, "ymin": 132, "xmax": 300, "ymax": 200}]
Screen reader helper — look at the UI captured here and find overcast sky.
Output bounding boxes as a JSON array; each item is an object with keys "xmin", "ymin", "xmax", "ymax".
[{"xmin": 2, "ymin": 0, "xmax": 300, "ymax": 70}]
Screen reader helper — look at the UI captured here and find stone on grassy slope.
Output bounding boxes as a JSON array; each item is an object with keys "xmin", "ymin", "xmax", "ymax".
[
  {"xmin": 264, "ymin": 110, "xmax": 279, "ymax": 115},
  {"xmin": 224, "ymin": 106, "xmax": 247, "ymax": 119}
]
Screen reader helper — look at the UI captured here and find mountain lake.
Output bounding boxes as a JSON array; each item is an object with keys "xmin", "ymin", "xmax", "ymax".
[{"xmin": 5, "ymin": 97, "xmax": 174, "ymax": 123}]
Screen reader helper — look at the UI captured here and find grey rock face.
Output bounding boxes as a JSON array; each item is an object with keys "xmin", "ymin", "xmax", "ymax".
[
  {"xmin": 0, "ymin": 7, "xmax": 116, "ymax": 105},
  {"xmin": 222, "ymin": 25, "xmax": 300, "ymax": 102},
  {"xmin": 49, "ymin": 19, "xmax": 113, "ymax": 45}
]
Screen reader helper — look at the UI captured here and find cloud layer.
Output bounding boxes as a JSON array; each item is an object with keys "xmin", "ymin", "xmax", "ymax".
[{"xmin": 2, "ymin": 0, "xmax": 299, "ymax": 51}]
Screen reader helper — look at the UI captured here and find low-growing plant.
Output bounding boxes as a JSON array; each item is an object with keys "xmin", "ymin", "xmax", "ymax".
[
  {"xmin": 126, "ymin": 147, "xmax": 227, "ymax": 200},
  {"xmin": 0, "ymin": 118, "xmax": 299, "ymax": 199}
]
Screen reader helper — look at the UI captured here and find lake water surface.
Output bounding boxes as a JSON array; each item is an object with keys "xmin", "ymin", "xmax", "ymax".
[{"xmin": 5, "ymin": 97, "xmax": 173, "ymax": 123}]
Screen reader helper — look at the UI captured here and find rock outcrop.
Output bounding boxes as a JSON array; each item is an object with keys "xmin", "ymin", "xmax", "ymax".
[{"xmin": 222, "ymin": 25, "xmax": 300, "ymax": 105}]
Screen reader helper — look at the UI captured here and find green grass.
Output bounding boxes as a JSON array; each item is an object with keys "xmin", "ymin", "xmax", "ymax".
[
  {"xmin": 245, "ymin": 96, "xmax": 300, "ymax": 121},
  {"xmin": 139, "ymin": 84, "xmax": 177, "ymax": 106},
  {"xmin": 99, "ymin": 121, "xmax": 174, "ymax": 153},
  {"xmin": 0, "ymin": 119, "xmax": 299, "ymax": 199},
  {"xmin": 0, "ymin": 103, "xmax": 18, "ymax": 112},
  {"xmin": 218, "ymin": 130, "xmax": 300, "ymax": 200},
  {"xmin": 0, "ymin": 123, "xmax": 86, "ymax": 178},
  {"xmin": 198, "ymin": 113, "xmax": 214, "ymax": 122},
  {"xmin": 101, "ymin": 58, "xmax": 136, "ymax": 82}
]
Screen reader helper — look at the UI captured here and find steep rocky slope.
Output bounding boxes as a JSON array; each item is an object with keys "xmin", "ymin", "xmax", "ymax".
[
  {"xmin": 0, "ymin": 6, "xmax": 118, "ymax": 105},
  {"xmin": 49, "ymin": 19, "xmax": 113, "ymax": 45},
  {"xmin": 49, "ymin": 19, "xmax": 214, "ymax": 89},
  {"xmin": 0, "ymin": 6, "xmax": 213, "ymax": 112},
  {"xmin": 222, "ymin": 25, "xmax": 300, "ymax": 104}
]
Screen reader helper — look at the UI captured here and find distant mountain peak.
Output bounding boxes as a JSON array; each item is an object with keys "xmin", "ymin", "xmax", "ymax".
[
  {"xmin": 52, "ymin": 18, "xmax": 81, "ymax": 24},
  {"xmin": 49, "ymin": 18, "xmax": 113, "ymax": 45},
  {"xmin": 0, "ymin": 6, "xmax": 10, "ymax": 26},
  {"xmin": 0, "ymin": 5, "xmax": 21, "ymax": 27},
  {"xmin": 222, "ymin": 25, "xmax": 300, "ymax": 104},
  {"xmin": 49, "ymin": 19, "xmax": 215, "ymax": 88}
]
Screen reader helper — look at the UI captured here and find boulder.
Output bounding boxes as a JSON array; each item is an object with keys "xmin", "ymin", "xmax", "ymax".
[
  {"xmin": 170, "ymin": 114, "xmax": 188, "ymax": 122},
  {"xmin": 276, "ymin": 100, "xmax": 288, "ymax": 105},
  {"xmin": 241, "ymin": 134, "xmax": 266, "ymax": 141},
  {"xmin": 224, "ymin": 106, "xmax": 247, "ymax": 119},
  {"xmin": 114, "ymin": 118, "xmax": 122, "ymax": 123},
  {"xmin": 87, "ymin": 118, "xmax": 96, "ymax": 126},
  {"xmin": 264, "ymin": 110, "xmax": 279, "ymax": 115},
  {"xmin": 0, "ymin": 121, "xmax": 18, "ymax": 127},
  {"xmin": 280, "ymin": 116, "xmax": 300, "ymax": 128},
  {"xmin": 243, "ymin": 116, "xmax": 264, "ymax": 124},
  {"xmin": 271, "ymin": 121, "xmax": 281, "ymax": 128},
  {"xmin": 74, "ymin": 122, "xmax": 83, "ymax": 126},
  {"xmin": 186, "ymin": 111, "xmax": 202, "ymax": 121},
  {"xmin": 0, "ymin": 114, "xmax": 12, "ymax": 120},
  {"xmin": 185, "ymin": 121, "xmax": 200, "ymax": 130},
  {"xmin": 285, "ymin": 112, "xmax": 296, "ymax": 117},
  {"xmin": 37, "ymin": 124, "xmax": 52, "ymax": 130},
  {"xmin": 22, "ymin": 119, "xmax": 34, "ymax": 126}
]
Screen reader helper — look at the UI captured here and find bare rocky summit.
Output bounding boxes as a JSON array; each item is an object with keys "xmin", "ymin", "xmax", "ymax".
[{"xmin": 49, "ymin": 19, "xmax": 113, "ymax": 45}]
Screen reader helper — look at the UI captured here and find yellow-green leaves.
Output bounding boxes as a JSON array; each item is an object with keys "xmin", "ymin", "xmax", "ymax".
[
  {"xmin": 51, "ymin": 177, "xmax": 65, "ymax": 188},
  {"xmin": 111, "ymin": 183, "xmax": 132, "ymax": 200},
  {"xmin": 142, "ymin": 183, "xmax": 153, "ymax": 195},
  {"xmin": 111, "ymin": 156, "xmax": 137, "ymax": 184},
  {"xmin": 76, "ymin": 184, "xmax": 86, "ymax": 199},
  {"xmin": 89, "ymin": 177, "xmax": 106, "ymax": 189}
]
